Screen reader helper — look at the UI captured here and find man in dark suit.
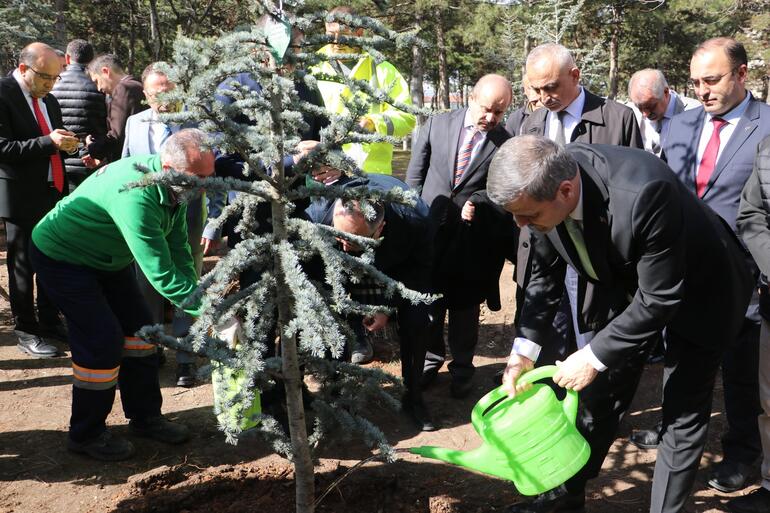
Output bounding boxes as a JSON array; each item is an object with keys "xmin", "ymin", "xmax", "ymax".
[
  {"xmin": 0, "ymin": 42, "xmax": 79, "ymax": 357},
  {"xmin": 493, "ymin": 136, "xmax": 753, "ymax": 513},
  {"xmin": 85, "ymin": 54, "xmax": 145, "ymax": 165},
  {"xmin": 518, "ymin": 42, "xmax": 643, "ymax": 364},
  {"xmin": 406, "ymin": 73, "xmax": 512, "ymax": 399},
  {"xmin": 659, "ymin": 37, "xmax": 770, "ymax": 493}
]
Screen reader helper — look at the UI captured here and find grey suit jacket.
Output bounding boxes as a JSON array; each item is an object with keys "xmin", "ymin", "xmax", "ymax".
[
  {"xmin": 122, "ymin": 108, "xmax": 176, "ymax": 158},
  {"xmin": 519, "ymin": 143, "xmax": 753, "ymax": 368},
  {"xmin": 520, "ymin": 89, "xmax": 643, "ymax": 149},
  {"xmin": 664, "ymin": 96, "xmax": 770, "ymax": 232}
]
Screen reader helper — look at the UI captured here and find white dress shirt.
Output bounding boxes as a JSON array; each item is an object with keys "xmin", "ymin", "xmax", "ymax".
[{"xmin": 547, "ymin": 87, "xmax": 586, "ymax": 143}]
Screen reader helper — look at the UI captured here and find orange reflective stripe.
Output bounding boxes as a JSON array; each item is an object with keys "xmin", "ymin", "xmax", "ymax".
[
  {"xmin": 124, "ymin": 336, "xmax": 155, "ymax": 351},
  {"xmin": 72, "ymin": 363, "xmax": 120, "ymax": 383},
  {"xmin": 123, "ymin": 336, "xmax": 156, "ymax": 357}
]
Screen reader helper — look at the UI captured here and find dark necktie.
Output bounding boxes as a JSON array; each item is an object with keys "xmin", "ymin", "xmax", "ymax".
[
  {"xmin": 553, "ymin": 110, "xmax": 567, "ymax": 146},
  {"xmin": 32, "ymin": 97, "xmax": 64, "ymax": 193},
  {"xmin": 696, "ymin": 117, "xmax": 727, "ymax": 197}
]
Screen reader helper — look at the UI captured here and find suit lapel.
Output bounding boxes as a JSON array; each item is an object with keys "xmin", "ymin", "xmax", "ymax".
[
  {"xmin": 454, "ymin": 126, "xmax": 503, "ymax": 189},
  {"xmin": 578, "ymin": 168, "xmax": 612, "ymax": 283},
  {"xmin": 6, "ymin": 80, "xmax": 39, "ymax": 134},
  {"xmin": 684, "ymin": 109, "xmax": 707, "ymax": 192},
  {"xmin": 703, "ymin": 98, "xmax": 759, "ymax": 198},
  {"xmin": 548, "ymin": 223, "xmax": 582, "ymax": 274},
  {"xmin": 446, "ymin": 108, "xmax": 466, "ymax": 189}
]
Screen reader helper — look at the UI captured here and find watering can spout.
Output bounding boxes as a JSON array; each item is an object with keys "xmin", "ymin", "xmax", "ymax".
[{"xmin": 410, "ymin": 444, "xmax": 511, "ymax": 481}]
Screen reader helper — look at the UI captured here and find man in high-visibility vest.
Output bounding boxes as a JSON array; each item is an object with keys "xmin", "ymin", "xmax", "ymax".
[{"xmin": 312, "ymin": 6, "xmax": 415, "ymax": 175}]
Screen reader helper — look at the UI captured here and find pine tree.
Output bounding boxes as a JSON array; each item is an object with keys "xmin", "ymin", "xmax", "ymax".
[{"xmin": 129, "ymin": 1, "xmax": 428, "ymax": 512}]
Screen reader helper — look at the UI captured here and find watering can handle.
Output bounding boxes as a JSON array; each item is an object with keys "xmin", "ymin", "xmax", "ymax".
[{"xmin": 471, "ymin": 365, "xmax": 579, "ymax": 426}]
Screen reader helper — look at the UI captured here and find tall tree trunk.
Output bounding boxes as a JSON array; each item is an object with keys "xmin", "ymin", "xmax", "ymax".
[
  {"xmin": 269, "ymin": 75, "xmax": 315, "ymax": 513},
  {"xmin": 149, "ymin": 0, "xmax": 162, "ymax": 61},
  {"xmin": 54, "ymin": 0, "xmax": 68, "ymax": 49},
  {"xmin": 608, "ymin": 26, "xmax": 619, "ymax": 99},
  {"xmin": 607, "ymin": 4, "xmax": 622, "ymax": 100},
  {"xmin": 435, "ymin": 7, "xmax": 450, "ymax": 110},
  {"xmin": 410, "ymin": 8, "xmax": 425, "ymax": 133},
  {"xmin": 128, "ymin": 0, "xmax": 137, "ymax": 75},
  {"xmin": 523, "ymin": 36, "xmax": 532, "ymax": 76}
]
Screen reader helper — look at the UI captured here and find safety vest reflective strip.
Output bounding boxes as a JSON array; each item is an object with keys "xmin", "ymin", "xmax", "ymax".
[
  {"xmin": 72, "ymin": 363, "xmax": 119, "ymax": 390},
  {"xmin": 123, "ymin": 336, "xmax": 157, "ymax": 357}
]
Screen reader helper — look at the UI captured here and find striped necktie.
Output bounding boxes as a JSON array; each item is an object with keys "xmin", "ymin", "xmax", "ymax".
[{"xmin": 455, "ymin": 128, "xmax": 480, "ymax": 186}]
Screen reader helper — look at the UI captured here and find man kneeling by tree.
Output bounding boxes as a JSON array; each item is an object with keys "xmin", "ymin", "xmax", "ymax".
[{"xmin": 30, "ymin": 129, "xmax": 214, "ymax": 461}]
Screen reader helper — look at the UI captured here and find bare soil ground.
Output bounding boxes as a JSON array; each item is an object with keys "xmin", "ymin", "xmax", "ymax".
[{"xmin": 0, "ymin": 168, "xmax": 760, "ymax": 512}]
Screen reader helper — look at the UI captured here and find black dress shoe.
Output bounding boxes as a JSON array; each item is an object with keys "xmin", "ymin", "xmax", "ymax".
[
  {"xmin": 401, "ymin": 394, "xmax": 436, "ymax": 431},
  {"xmin": 450, "ymin": 378, "xmax": 473, "ymax": 399},
  {"xmin": 727, "ymin": 486, "xmax": 770, "ymax": 513},
  {"xmin": 629, "ymin": 427, "xmax": 661, "ymax": 450},
  {"xmin": 506, "ymin": 485, "xmax": 585, "ymax": 513},
  {"xmin": 16, "ymin": 330, "xmax": 59, "ymax": 358},
  {"xmin": 420, "ymin": 367, "xmax": 439, "ymax": 388},
  {"xmin": 176, "ymin": 363, "xmax": 197, "ymax": 388},
  {"xmin": 708, "ymin": 460, "xmax": 754, "ymax": 493}
]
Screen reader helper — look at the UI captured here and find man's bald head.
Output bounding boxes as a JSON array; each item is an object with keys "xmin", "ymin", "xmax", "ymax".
[
  {"xmin": 18, "ymin": 42, "xmax": 62, "ymax": 98},
  {"xmin": 628, "ymin": 69, "xmax": 670, "ymax": 121},
  {"xmin": 525, "ymin": 43, "xmax": 581, "ymax": 112},
  {"xmin": 468, "ymin": 74, "xmax": 513, "ymax": 131}
]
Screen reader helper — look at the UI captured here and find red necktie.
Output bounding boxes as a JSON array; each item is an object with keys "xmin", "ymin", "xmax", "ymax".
[
  {"xmin": 696, "ymin": 117, "xmax": 727, "ymax": 198},
  {"xmin": 31, "ymin": 97, "xmax": 65, "ymax": 193},
  {"xmin": 455, "ymin": 128, "xmax": 480, "ymax": 186}
]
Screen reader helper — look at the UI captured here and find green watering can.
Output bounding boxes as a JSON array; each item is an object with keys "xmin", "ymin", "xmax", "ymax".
[{"xmin": 410, "ymin": 365, "xmax": 590, "ymax": 496}]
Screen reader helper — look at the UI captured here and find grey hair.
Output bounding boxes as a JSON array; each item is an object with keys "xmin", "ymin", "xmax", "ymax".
[
  {"xmin": 628, "ymin": 69, "xmax": 668, "ymax": 99},
  {"xmin": 526, "ymin": 43, "xmax": 576, "ymax": 72},
  {"xmin": 333, "ymin": 198, "xmax": 385, "ymax": 231},
  {"xmin": 160, "ymin": 128, "xmax": 209, "ymax": 172},
  {"xmin": 487, "ymin": 136, "xmax": 578, "ymax": 204}
]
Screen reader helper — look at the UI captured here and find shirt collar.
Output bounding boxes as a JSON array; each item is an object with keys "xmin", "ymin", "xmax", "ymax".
[
  {"xmin": 563, "ymin": 87, "xmax": 585, "ymax": 121},
  {"xmin": 709, "ymin": 92, "xmax": 751, "ymax": 126}
]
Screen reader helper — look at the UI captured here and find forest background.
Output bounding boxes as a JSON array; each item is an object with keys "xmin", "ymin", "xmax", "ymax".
[{"xmin": 1, "ymin": 0, "xmax": 768, "ymax": 121}]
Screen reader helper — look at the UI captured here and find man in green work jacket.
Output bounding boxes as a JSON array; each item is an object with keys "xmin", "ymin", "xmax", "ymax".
[{"xmin": 30, "ymin": 128, "xmax": 213, "ymax": 461}]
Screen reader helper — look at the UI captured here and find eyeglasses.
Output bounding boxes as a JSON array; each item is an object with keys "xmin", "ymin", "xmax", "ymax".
[
  {"xmin": 28, "ymin": 66, "xmax": 61, "ymax": 82},
  {"xmin": 689, "ymin": 70, "xmax": 734, "ymax": 90}
]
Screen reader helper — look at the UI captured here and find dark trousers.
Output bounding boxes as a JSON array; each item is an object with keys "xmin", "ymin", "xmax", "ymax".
[
  {"xmin": 398, "ymin": 302, "xmax": 430, "ymax": 401},
  {"xmin": 563, "ymin": 330, "xmax": 724, "ymax": 513},
  {"xmin": 30, "ymin": 242, "xmax": 162, "ymax": 442},
  {"xmin": 721, "ymin": 317, "xmax": 762, "ymax": 465},
  {"xmin": 424, "ymin": 299, "xmax": 480, "ymax": 381},
  {"xmin": 3, "ymin": 217, "xmax": 60, "ymax": 331}
]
